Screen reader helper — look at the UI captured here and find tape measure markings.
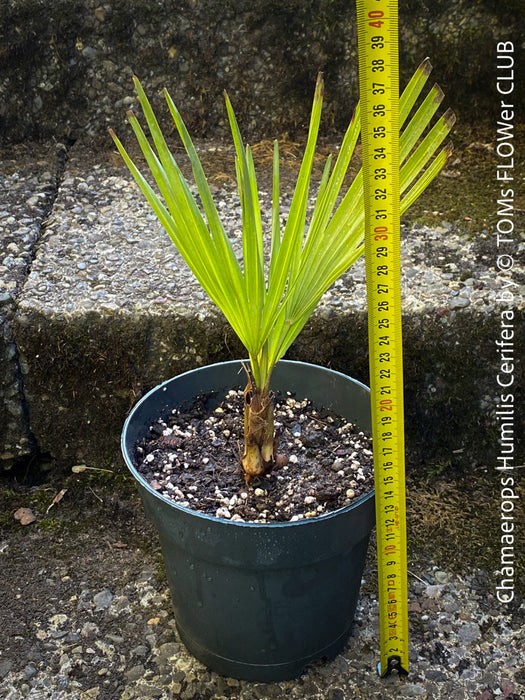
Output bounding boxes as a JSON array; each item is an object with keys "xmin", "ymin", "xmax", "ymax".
[{"xmin": 356, "ymin": 0, "xmax": 409, "ymax": 677}]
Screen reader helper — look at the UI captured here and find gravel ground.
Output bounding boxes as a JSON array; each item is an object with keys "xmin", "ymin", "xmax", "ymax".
[{"xmin": 0, "ymin": 472, "xmax": 524, "ymax": 700}]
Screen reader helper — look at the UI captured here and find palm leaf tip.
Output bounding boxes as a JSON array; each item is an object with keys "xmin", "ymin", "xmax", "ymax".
[
  {"xmin": 431, "ymin": 84, "xmax": 445, "ymax": 106},
  {"xmin": 420, "ymin": 57, "xmax": 432, "ymax": 76},
  {"xmin": 443, "ymin": 108, "xmax": 457, "ymax": 130}
]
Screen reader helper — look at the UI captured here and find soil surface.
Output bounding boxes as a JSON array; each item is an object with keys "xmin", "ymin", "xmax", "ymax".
[{"xmin": 133, "ymin": 390, "xmax": 373, "ymax": 523}]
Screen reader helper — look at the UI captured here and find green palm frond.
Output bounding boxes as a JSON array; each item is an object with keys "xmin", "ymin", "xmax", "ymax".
[{"xmin": 110, "ymin": 59, "xmax": 454, "ymax": 390}]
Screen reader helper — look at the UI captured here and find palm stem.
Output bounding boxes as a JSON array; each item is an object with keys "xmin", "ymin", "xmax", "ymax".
[{"xmin": 241, "ymin": 371, "xmax": 275, "ymax": 482}]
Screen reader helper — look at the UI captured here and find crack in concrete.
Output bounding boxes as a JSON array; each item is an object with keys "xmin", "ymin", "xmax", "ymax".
[{"xmin": 23, "ymin": 139, "xmax": 76, "ymax": 272}]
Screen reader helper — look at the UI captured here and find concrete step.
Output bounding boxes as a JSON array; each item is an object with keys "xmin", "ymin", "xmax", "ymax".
[
  {"xmin": 2, "ymin": 138, "xmax": 524, "ymax": 472},
  {"xmin": 0, "ymin": 142, "xmax": 68, "ymax": 463}
]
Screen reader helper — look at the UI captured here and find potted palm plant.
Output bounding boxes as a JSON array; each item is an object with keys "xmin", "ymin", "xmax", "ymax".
[{"xmin": 112, "ymin": 60, "xmax": 454, "ymax": 681}]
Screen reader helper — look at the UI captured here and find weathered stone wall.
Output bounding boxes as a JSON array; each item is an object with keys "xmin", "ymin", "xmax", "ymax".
[{"xmin": 1, "ymin": 0, "xmax": 523, "ymax": 144}]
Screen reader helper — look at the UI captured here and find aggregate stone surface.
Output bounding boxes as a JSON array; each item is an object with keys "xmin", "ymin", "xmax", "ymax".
[
  {"xmin": 14, "ymin": 140, "xmax": 525, "ymax": 322},
  {"xmin": 1, "ymin": 0, "xmax": 521, "ymax": 143},
  {"xmin": 0, "ymin": 143, "xmax": 64, "ymax": 303},
  {"xmin": 15, "ymin": 143, "xmax": 216, "ymax": 321},
  {"xmin": 0, "ymin": 475, "xmax": 524, "ymax": 700}
]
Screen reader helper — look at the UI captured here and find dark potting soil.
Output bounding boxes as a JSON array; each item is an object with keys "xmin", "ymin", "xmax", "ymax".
[{"xmin": 133, "ymin": 389, "xmax": 374, "ymax": 523}]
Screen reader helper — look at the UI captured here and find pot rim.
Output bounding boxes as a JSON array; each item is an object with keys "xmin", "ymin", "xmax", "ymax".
[{"xmin": 121, "ymin": 359, "xmax": 375, "ymax": 530}]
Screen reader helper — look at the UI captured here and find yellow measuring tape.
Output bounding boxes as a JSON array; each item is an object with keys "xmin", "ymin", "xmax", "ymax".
[{"xmin": 356, "ymin": 0, "xmax": 409, "ymax": 677}]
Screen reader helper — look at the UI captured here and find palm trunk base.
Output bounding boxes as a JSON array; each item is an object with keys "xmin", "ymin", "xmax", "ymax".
[{"xmin": 241, "ymin": 376, "xmax": 275, "ymax": 483}]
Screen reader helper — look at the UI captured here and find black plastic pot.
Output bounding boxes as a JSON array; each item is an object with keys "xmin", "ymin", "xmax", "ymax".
[{"xmin": 121, "ymin": 360, "xmax": 375, "ymax": 682}]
